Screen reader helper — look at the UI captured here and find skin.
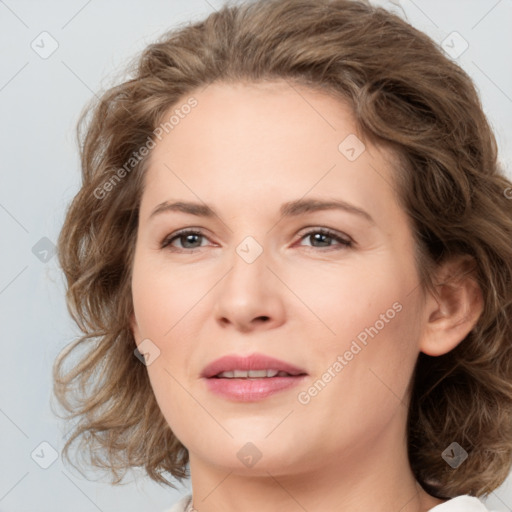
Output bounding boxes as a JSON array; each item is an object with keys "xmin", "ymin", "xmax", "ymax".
[{"xmin": 130, "ymin": 81, "xmax": 483, "ymax": 512}]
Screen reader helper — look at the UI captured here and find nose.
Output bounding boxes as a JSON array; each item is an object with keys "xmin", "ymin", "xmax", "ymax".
[{"xmin": 213, "ymin": 242, "xmax": 286, "ymax": 333}]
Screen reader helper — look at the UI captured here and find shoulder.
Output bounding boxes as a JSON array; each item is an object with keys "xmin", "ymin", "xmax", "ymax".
[
  {"xmin": 428, "ymin": 495, "xmax": 498, "ymax": 512},
  {"xmin": 161, "ymin": 493, "xmax": 192, "ymax": 512}
]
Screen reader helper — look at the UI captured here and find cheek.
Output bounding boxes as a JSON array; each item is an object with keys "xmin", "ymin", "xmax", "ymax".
[
  {"xmin": 295, "ymin": 298, "xmax": 421, "ymax": 454},
  {"xmin": 296, "ymin": 258, "xmax": 422, "ymax": 409},
  {"xmin": 130, "ymin": 256, "xmax": 208, "ymax": 418},
  {"xmin": 284, "ymin": 255, "xmax": 413, "ymax": 345},
  {"xmin": 350, "ymin": 300, "xmax": 420, "ymax": 387},
  {"xmin": 131, "ymin": 254, "xmax": 208, "ymax": 341},
  {"xmin": 329, "ymin": 267, "xmax": 421, "ymax": 387}
]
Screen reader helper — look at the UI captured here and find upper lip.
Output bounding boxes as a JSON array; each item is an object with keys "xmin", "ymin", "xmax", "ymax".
[{"xmin": 201, "ymin": 353, "xmax": 308, "ymax": 378}]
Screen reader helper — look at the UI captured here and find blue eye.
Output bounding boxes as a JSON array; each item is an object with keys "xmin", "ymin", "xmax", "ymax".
[
  {"xmin": 160, "ymin": 228, "xmax": 353, "ymax": 252},
  {"xmin": 161, "ymin": 230, "xmax": 207, "ymax": 251},
  {"xmin": 298, "ymin": 228, "xmax": 353, "ymax": 249}
]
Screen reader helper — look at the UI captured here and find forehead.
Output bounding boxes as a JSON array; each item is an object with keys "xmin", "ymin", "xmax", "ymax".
[
  {"xmin": 152, "ymin": 80, "xmax": 361, "ymax": 160},
  {"xmin": 141, "ymin": 81, "xmax": 402, "ymax": 222}
]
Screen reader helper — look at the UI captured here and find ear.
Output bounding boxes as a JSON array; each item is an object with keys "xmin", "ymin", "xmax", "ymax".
[{"xmin": 419, "ymin": 254, "xmax": 484, "ymax": 356}]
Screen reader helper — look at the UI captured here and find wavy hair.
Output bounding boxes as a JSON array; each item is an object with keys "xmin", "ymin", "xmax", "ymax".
[{"xmin": 53, "ymin": 0, "xmax": 512, "ymax": 498}]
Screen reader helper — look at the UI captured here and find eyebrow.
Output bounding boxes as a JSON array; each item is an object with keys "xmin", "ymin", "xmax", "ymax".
[{"xmin": 149, "ymin": 198, "xmax": 374, "ymax": 224}]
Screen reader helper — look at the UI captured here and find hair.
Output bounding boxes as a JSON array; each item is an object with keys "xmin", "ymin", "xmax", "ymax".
[{"xmin": 53, "ymin": 0, "xmax": 512, "ymax": 499}]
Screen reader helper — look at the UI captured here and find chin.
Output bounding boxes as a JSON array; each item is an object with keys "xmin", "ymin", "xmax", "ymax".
[
  {"xmin": 193, "ymin": 436, "xmax": 308, "ymax": 474},
  {"xmin": 210, "ymin": 451, "xmax": 302, "ymax": 476}
]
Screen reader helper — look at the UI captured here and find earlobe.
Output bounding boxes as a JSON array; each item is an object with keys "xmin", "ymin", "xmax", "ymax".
[{"xmin": 419, "ymin": 255, "xmax": 484, "ymax": 357}]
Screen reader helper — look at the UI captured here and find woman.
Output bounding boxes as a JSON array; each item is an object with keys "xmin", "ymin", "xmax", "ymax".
[{"xmin": 53, "ymin": 0, "xmax": 512, "ymax": 511}]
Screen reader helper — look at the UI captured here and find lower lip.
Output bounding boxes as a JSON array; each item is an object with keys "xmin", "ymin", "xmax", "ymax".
[{"xmin": 204, "ymin": 375, "xmax": 308, "ymax": 402}]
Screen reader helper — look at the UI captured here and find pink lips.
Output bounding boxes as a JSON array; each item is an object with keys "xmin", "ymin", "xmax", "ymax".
[{"xmin": 201, "ymin": 353, "xmax": 308, "ymax": 402}]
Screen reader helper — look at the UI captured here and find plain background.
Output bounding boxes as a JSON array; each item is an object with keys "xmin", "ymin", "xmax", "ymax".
[{"xmin": 0, "ymin": 1, "xmax": 511, "ymax": 511}]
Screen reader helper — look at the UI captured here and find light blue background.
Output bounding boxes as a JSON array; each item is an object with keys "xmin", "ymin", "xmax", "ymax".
[{"xmin": 0, "ymin": 1, "xmax": 511, "ymax": 511}]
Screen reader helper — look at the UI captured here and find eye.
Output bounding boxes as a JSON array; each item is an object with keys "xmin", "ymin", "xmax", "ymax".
[
  {"xmin": 297, "ymin": 228, "xmax": 353, "ymax": 250},
  {"xmin": 160, "ymin": 229, "xmax": 210, "ymax": 251},
  {"xmin": 160, "ymin": 227, "xmax": 353, "ymax": 253}
]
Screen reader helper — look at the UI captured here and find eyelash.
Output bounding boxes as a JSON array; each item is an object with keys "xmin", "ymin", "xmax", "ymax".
[{"xmin": 160, "ymin": 228, "xmax": 353, "ymax": 252}]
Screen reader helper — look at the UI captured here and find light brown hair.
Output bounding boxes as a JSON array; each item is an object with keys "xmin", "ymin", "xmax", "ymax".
[{"xmin": 53, "ymin": 0, "xmax": 512, "ymax": 498}]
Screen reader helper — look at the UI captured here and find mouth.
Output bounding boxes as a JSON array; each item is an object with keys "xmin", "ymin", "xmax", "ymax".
[
  {"xmin": 201, "ymin": 353, "xmax": 308, "ymax": 379},
  {"xmin": 201, "ymin": 354, "xmax": 308, "ymax": 402}
]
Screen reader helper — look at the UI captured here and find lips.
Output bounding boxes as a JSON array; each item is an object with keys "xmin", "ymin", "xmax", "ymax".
[
  {"xmin": 201, "ymin": 353, "xmax": 308, "ymax": 401},
  {"xmin": 200, "ymin": 353, "xmax": 308, "ymax": 379}
]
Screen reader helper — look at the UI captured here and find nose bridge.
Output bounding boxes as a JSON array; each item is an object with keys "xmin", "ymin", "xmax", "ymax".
[
  {"xmin": 223, "ymin": 234, "xmax": 269, "ymax": 298},
  {"xmin": 213, "ymin": 233, "xmax": 285, "ymax": 330}
]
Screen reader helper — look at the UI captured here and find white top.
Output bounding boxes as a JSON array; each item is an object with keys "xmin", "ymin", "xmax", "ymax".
[{"xmin": 164, "ymin": 494, "xmax": 498, "ymax": 512}]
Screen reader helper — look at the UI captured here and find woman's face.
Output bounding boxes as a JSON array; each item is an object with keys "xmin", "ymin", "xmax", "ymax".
[{"xmin": 130, "ymin": 81, "xmax": 428, "ymax": 477}]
